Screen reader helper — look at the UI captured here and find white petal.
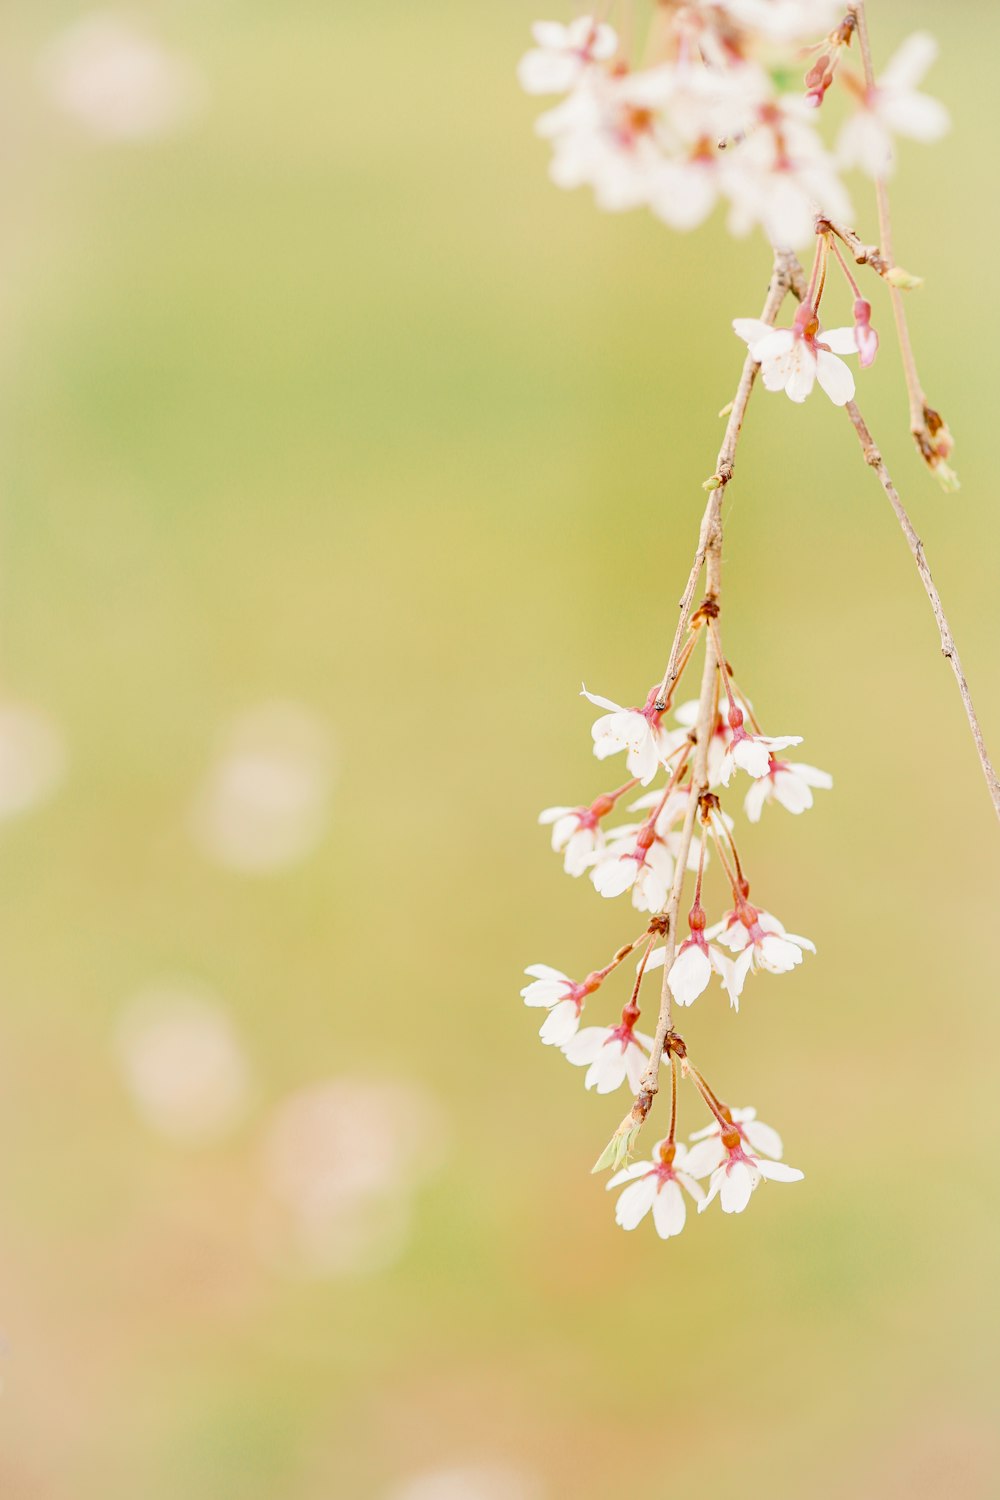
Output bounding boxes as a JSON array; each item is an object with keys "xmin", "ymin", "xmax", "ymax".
[
  {"xmin": 880, "ymin": 32, "xmax": 938, "ymax": 93},
  {"xmin": 683, "ymin": 1137, "xmax": 724, "ymax": 1178},
  {"xmin": 783, "ymin": 343, "xmax": 817, "ymax": 403},
  {"xmin": 734, "ymin": 737, "xmax": 773, "ymax": 778},
  {"xmin": 732, "ymin": 317, "xmax": 776, "ymax": 354},
  {"xmin": 880, "ymin": 91, "xmax": 949, "ymax": 143},
  {"xmin": 587, "ymin": 1044, "xmax": 628, "ymax": 1094},
  {"xmin": 743, "ymin": 777, "xmax": 770, "ymax": 822},
  {"xmin": 815, "ymin": 350, "xmax": 855, "ymax": 406},
  {"xmin": 581, "ymin": 686, "xmax": 624, "ymax": 714},
  {"xmin": 539, "ymin": 999, "xmax": 581, "ymax": 1046},
  {"xmin": 623, "ymin": 1038, "xmax": 650, "ymax": 1094},
  {"xmin": 561, "ymin": 1026, "xmax": 608, "ymax": 1065},
  {"xmin": 819, "ymin": 326, "xmax": 859, "ymax": 355},
  {"xmin": 607, "ymin": 1160, "xmax": 653, "ymax": 1189},
  {"xmin": 771, "ymin": 770, "xmax": 814, "ymax": 815},
  {"xmin": 614, "ymin": 1173, "xmax": 657, "ymax": 1229},
  {"xmin": 719, "ymin": 1160, "xmax": 757, "ymax": 1213},
  {"xmin": 757, "ymin": 934, "xmax": 804, "ymax": 973},
  {"xmin": 743, "ymin": 1118, "xmax": 783, "ymax": 1159},
  {"xmin": 667, "ymin": 943, "xmax": 712, "ymax": 1007},
  {"xmin": 651, "ymin": 1178, "xmax": 686, "ymax": 1238},
  {"xmin": 756, "ymin": 1158, "xmax": 804, "ymax": 1183},
  {"xmin": 785, "ymin": 762, "xmax": 833, "ymax": 789},
  {"xmin": 538, "ymin": 805, "xmax": 573, "ymax": 825},
  {"xmin": 591, "ymin": 856, "xmax": 638, "ymax": 897}
]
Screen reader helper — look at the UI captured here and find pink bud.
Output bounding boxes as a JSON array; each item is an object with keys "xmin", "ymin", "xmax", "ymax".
[{"xmin": 853, "ymin": 298, "xmax": 879, "ymax": 368}]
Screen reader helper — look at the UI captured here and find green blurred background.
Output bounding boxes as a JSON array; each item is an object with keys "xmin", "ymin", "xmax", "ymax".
[{"xmin": 0, "ymin": 2, "xmax": 998, "ymax": 1496}]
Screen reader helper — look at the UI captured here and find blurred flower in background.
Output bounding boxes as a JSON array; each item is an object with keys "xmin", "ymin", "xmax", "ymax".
[
  {"xmin": 385, "ymin": 1464, "xmax": 545, "ymax": 1500},
  {"xmin": 38, "ymin": 11, "xmax": 204, "ymax": 142},
  {"xmin": 0, "ymin": 701, "xmax": 66, "ymax": 820},
  {"xmin": 114, "ymin": 981, "xmax": 252, "ymax": 1143},
  {"xmin": 258, "ymin": 1077, "xmax": 449, "ymax": 1277},
  {"xmin": 190, "ymin": 700, "xmax": 335, "ymax": 875}
]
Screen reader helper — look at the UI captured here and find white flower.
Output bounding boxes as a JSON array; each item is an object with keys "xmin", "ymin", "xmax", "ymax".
[
  {"xmin": 520, "ymin": 964, "xmax": 586, "ymax": 1045},
  {"xmin": 537, "ymin": 70, "xmax": 671, "ymax": 213},
  {"xmin": 715, "ymin": 701, "xmax": 802, "ymax": 782},
  {"xmin": 590, "ymin": 826, "xmax": 675, "ymax": 911},
  {"xmin": 649, "ymin": 61, "xmax": 768, "ymax": 230},
  {"xmin": 582, "ymin": 685, "xmax": 683, "ymax": 785},
  {"xmin": 517, "ymin": 17, "xmax": 617, "ymax": 96},
  {"xmin": 723, "ymin": 107, "xmax": 852, "ymax": 248},
  {"xmin": 646, "ymin": 935, "xmax": 741, "ymax": 1009},
  {"xmin": 693, "ymin": 1135, "xmax": 803, "ymax": 1214},
  {"xmin": 538, "ymin": 803, "xmax": 605, "ymax": 875},
  {"xmin": 709, "ymin": 905, "xmax": 815, "ymax": 999},
  {"xmin": 561, "ymin": 1023, "xmax": 653, "ymax": 1094},
  {"xmin": 744, "ymin": 759, "xmax": 833, "ymax": 821},
  {"xmin": 685, "ymin": 1106, "xmax": 785, "ymax": 1175},
  {"xmin": 714, "ymin": 0, "xmax": 843, "ymax": 44},
  {"xmin": 520, "ymin": 963, "xmax": 574, "ymax": 1007},
  {"xmin": 734, "ymin": 311, "xmax": 858, "ymax": 406},
  {"xmin": 838, "ymin": 33, "xmax": 949, "ymax": 179},
  {"xmin": 607, "ymin": 1139, "xmax": 704, "ymax": 1237}
]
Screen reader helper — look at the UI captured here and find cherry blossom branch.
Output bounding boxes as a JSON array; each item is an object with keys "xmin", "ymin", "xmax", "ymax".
[
  {"xmin": 782, "ymin": 254, "xmax": 1000, "ymax": 823},
  {"xmin": 848, "ymin": 1, "xmax": 955, "ymax": 483},
  {"xmin": 630, "ymin": 252, "xmax": 794, "ymax": 1129},
  {"xmin": 655, "ymin": 253, "xmax": 795, "ymax": 709}
]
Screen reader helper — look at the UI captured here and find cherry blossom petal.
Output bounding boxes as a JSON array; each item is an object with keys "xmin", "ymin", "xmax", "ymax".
[
  {"xmin": 651, "ymin": 1179, "xmax": 687, "ymax": 1238},
  {"xmin": 756, "ymin": 1159, "xmax": 805, "ymax": 1183},
  {"xmin": 539, "ymin": 999, "xmax": 581, "ymax": 1046},
  {"xmin": 819, "ymin": 326, "xmax": 859, "ymax": 355},
  {"xmin": 743, "ymin": 1118, "xmax": 784, "ymax": 1159},
  {"xmin": 614, "ymin": 1173, "xmax": 657, "ymax": 1229},
  {"xmin": 667, "ymin": 942, "xmax": 712, "ymax": 1006},
  {"xmin": 815, "ymin": 349, "xmax": 855, "ymax": 405}
]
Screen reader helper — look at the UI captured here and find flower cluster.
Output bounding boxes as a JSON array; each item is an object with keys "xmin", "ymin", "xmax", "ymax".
[
  {"xmin": 519, "ymin": 10, "xmax": 948, "ymax": 249},
  {"xmin": 523, "ymin": 603, "xmax": 829, "ymax": 1237}
]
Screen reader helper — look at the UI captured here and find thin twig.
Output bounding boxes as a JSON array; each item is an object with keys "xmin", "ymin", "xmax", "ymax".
[
  {"xmin": 655, "ymin": 252, "xmax": 795, "ymax": 707},
  {"xmin": 844, "ymin": 403, "xmax": 1000, "ymax": 821},
  {"xmin": 816, "ymin": 215, "xmax": 893, "ymax": 280},
  {"xmin": 849, "ymin": 0, "xmax": 953, "ymax": 479},
  {"xmin": 783, "ymin": 253, "xmax": 1000, "ymax": 823}
]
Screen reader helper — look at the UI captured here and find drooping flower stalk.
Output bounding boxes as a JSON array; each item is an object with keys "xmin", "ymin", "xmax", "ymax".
[{"xmin": 518, "ymin": 1, "xmax": 997, "ymax": 1242}]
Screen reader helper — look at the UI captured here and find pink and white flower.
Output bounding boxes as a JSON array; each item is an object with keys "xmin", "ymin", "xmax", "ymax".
[
  {"xmin": 646, "ymin": 931, "xmax": 741, "ymax": 1009},
  {"xmin": 709, "ymin": 903, "xmax": 815, "ymax": 997},
  {"xmin": 590, "ymin": 824, "xmax": 676, "ymax": 910},
  {"xmin": 538, "ymin": 802, "xmax": 607, "ymax": 875},
  {"xmin": 520, "ymin": 964, "xmax": 589, "ymax": 1045},
  {"xmin": 517, "ymin": 17, "xmax": 617, "ymax": 96},
  {"xmin": 684, "ymin": 1105, "xmax": 785, "ymax": 1176},
  {"xmin": 717, "ymin": 701, "xmax": 802, "ymax": 783},
  {"xmin": 607, "ymin": 1139, "xmax": 705, "ymax": 1237},
  {"xmin": 537, "ymin": 70, "xmax": 671, "ymax": 213},
  {"xmin": 734, "ymin": 304, "xmax": 858, "ymax": 405},
  {"xmin": 837, "ymin": 33, "xmax": 949, "ymax": 179},
  {"xmin": 744, "ymin": 758, "xmax": 833, "ymax": 821},
  {"xmin": 693, "ymin": 1129, "xmax": 803, "ymax": 1214},
  {"xmin": 561, "ymin": 1022, "xmax": 653, "ymax": 1094},
  {"xmin": 722, "ymin": 104, "xmax": 852, "ymax": 249},
  {"xmin": 582, "ymin": 684, "xmax": 685, "ymax": 785}
]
